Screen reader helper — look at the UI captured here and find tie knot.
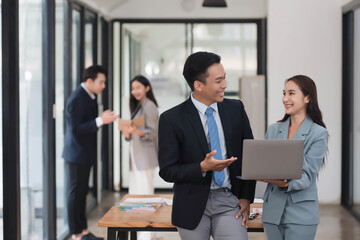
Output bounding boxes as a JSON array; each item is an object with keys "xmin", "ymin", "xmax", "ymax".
[{"xmin": 205, "ymin": 107, "xmax": 214, "ymax": 116}]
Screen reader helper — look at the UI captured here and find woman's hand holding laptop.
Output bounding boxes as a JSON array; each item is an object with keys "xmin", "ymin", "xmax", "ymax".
[{"xmin": 257, "ymin": 179, "xmax": 288, "ymax": 188}]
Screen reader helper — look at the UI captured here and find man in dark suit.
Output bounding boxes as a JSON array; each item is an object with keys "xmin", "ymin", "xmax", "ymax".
[
  {"xmin": 158, "ymin": 52, "xmax": 256, "ymax": 239},
  {"xmin": 62, "ymin": 65, "xmax": 117, "ymax": 240}
]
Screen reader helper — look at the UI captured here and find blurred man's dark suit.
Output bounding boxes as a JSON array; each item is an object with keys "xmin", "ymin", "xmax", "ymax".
[{"xmin": 62, "ymin": 85, "xmax": 98, "ymax": 234}]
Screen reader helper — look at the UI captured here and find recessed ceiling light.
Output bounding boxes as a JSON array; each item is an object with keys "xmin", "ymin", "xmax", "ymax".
[{"xmin": 202, "ymin": 0, "xmax": 227, "ymax": 8}]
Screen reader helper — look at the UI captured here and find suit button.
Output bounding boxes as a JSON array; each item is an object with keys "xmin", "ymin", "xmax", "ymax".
[{"xmin": 271, "ymin": 187, "xmax": 274, "ymax": 192}]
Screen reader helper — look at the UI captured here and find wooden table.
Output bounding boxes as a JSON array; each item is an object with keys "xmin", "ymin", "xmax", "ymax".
[{"xmin": 98, "ymin": 194, "xmax": 263, "ymax": 240}]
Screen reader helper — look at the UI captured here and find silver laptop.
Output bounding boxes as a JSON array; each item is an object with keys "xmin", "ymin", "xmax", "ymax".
[{"xmin": 240, "ymin": 139, "xmax": 304, "ymax": 180}]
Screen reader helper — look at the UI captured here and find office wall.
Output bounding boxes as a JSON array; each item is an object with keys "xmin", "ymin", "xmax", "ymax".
[
  {"xmin": 108, "ymin": 0, "xmax": 267, "ymax": 19},
  {"xmin": 267, "ymin": 0, "xmax": 351, "ymax": 203}
]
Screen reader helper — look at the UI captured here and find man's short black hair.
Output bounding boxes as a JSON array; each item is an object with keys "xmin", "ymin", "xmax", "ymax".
[
  {"xmin": 182, "ymin": 51, "xmax": 221, "ymax": 91},
  {"xmin": 82, "ymin": 65, "xmax": 107, "ymax": 82}
]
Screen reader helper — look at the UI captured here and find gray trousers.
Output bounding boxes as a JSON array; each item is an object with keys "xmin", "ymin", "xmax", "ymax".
[
  {"xmin": 263, "ymin": 222, "xmax": 317, "ymax": 240},
  {"xmin": 177, "ymin": 188, "xmax": 248, "ymax": 240}
]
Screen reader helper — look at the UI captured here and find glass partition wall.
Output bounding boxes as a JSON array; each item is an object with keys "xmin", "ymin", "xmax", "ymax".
[
  {"xmin": 55, "ymin": 0, "xmax": 66, "ymax": 238},
  {"xmin": 84, "ymin": 11, "xmax": 96, "ymax": 68},
  {"xmin": 1, "ymin": 1, "xmax": 106, "ymax": 239},
  {"xmin": 72, "ymin": 9, "xmax": 81, "ymax": 90},
  {"xmin": 115, "ymin": 21, "xmax": 264, "ymax": 190},
  {"xmin": 120, "ymin": 23, "xmax": 188, "ymax": 189},
  {"xmin": 19, "ymin": 0, "xmax": 44, "ymax": 238},
  {"xmin": 193, "ymin": 23, "xmax": 258, "ymax": 94}
]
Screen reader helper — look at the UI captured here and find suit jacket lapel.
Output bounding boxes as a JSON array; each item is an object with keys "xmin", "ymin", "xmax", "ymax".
[
  {"xmin": 185, "ymin": 98, "xmax": 210, "ymax": 155},
  {"xmin": 277, "ymin": 118, "xmax": 290, "ymax": 139},
  {"xmin": 293, "ymin": 115, "xmax": 313, "ymax": 140},
  {"xmin": 217, "ymin": 102, "xmax": 233, "ymax": 157},
  {"xmin": 276, "ymin": 116, "xmax": 313, "ymax": 140}
]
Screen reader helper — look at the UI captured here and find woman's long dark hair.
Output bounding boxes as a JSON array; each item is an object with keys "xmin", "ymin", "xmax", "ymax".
[
  {"xmin": 279, "ymin": 75, "xmax": 326, "ymax": 129},
  {"xmin": 279, "ymin": 75, "xmax": 327, "ymax": 166},
  {"xmin": 129, "ymin": 75, "xmax": 158, "ymax": 114}
]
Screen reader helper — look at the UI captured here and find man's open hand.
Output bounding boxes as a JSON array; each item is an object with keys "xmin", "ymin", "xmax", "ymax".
[{"xmin": 200, "ymin": 150, "xmax": 237, "ymax": 173}]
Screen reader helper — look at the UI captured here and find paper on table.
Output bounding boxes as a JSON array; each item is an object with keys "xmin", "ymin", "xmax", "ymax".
[
  {"xmin": 118, "ymin": 199, "xmax": 163, "ymax": 212},
  {"xmin": 123, "ymin": 197, "xmax": 173, "ymax": 205},
  {"xmin": 123, "ymin": 197, "xmax": 163, "ymax": 204},
  {"xmin": 254, "ymin": 198, "xmax": 264, "ymax": 203},
  {"xmin": 118, "ymin": 115, "xmax": 145, "ymax": 131},
  {"xmin": 163, "ymin": 199, "xmax": 173, "ymax": 205}
]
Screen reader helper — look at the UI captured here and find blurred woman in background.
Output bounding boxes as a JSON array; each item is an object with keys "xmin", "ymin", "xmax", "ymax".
[{"xmin": 122, "ymin": 75, "xmax": 159, "ymax": 195}]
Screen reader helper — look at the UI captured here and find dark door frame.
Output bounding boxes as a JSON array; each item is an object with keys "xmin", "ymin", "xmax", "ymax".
[
  {"xmin": 42, "ymin": 0, "xmax": 57, "ymax": 239},
  {"xmin": 2, "ymin": 0, "xmax": 21, "ymax": 239},
  {"xmin": 342, "ymin": 0, "xmax": 360, "ymax": 222}
]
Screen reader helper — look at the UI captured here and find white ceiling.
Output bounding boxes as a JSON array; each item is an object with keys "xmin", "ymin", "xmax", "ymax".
[
  {"xmin": 76, "ymin": 0, "xmax": 129, "ymax": 17},
  {"xmin": 75, "ymin": 0, "xmax": 267, "ymax": 19}
]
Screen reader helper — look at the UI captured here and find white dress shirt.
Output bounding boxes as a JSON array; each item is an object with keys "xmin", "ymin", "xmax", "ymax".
[
  {"xmin": 81, "ymin": 83, "xmax": 103, "ymax": 128},
  {"xmin": 191, "ymin": 93, "xmax": 231, "ymax": 190}
]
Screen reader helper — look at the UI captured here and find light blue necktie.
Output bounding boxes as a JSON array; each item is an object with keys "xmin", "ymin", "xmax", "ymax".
[{"xmin": 205, "ymin": 107, "xmax": 225, "ymax": 187}]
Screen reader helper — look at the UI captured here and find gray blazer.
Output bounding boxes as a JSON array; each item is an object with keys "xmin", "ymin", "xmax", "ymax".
[
  {"xmin": 129, "ymin": 99, "xmax": 159, "ymax": 170},
  {"xmin": 262, "ymin": 115, "xmax": 328, "ymax": 225}
]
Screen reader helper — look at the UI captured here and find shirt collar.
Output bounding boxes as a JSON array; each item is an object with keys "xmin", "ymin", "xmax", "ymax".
[
  {"xmin": 81, "ymin": 82, "xmax": 96, "ymax": 100},
  {"xmin": 191, "ymin": 93, "xmax": 218, "ymax": 115}
]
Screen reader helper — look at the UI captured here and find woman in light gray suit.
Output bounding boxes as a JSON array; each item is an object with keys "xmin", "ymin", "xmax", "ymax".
[
  {"xmin": 122, "ymin": 75, "xmax": 159, "ymax": 195},
  {"xmin": 259, "ymin": 75, "xmax": 328, "ymax": 240}
]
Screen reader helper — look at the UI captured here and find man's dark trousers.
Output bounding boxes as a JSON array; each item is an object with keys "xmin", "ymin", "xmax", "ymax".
[{"xmin": 66, "ymin": 162, "xmax": 92, "ymax": 234}]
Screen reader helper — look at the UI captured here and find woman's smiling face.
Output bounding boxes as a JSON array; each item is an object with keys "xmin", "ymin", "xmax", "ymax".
[
  {"xmin": 282, "ymin": 80, "xmax": 309, "ymax": 116},
  {"xmin": 131, "ymin": 80, "xmax": 149, "ymax": 102}
]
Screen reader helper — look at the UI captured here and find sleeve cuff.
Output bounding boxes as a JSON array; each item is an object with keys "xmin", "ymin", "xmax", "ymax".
[{"xmin": 96, "ymin": 117, "xmax": 103, "ymax": 128}]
